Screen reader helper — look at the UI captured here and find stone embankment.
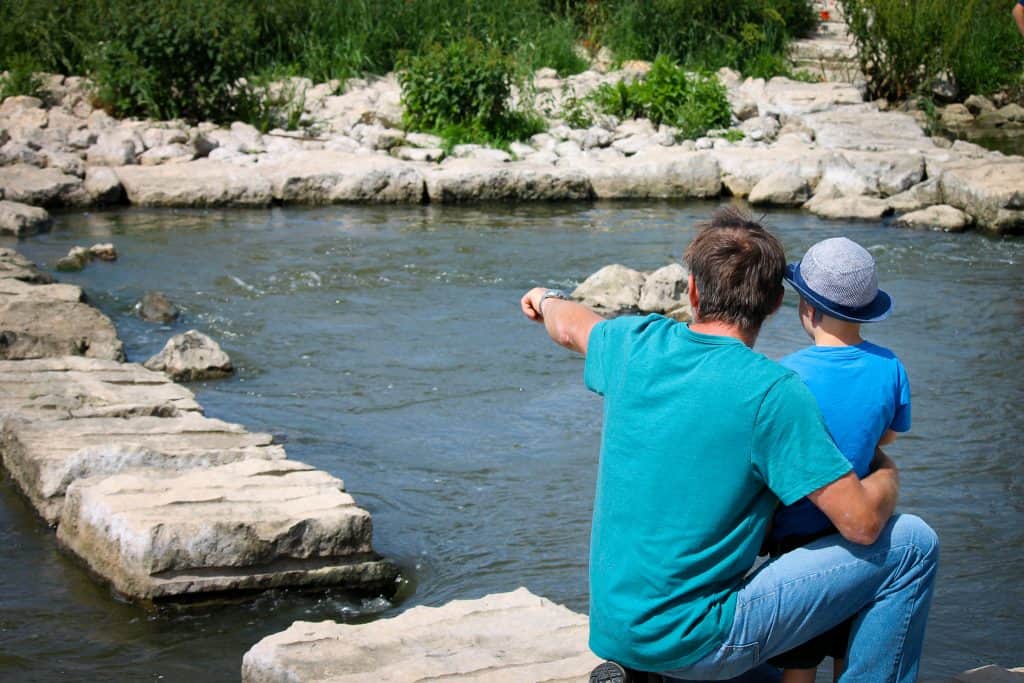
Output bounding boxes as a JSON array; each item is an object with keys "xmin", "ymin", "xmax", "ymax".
[
  {"xmin": 1, "ymin": 64, "xmax": 1021, "ymax": 235},
  {"xmin": 0, "ymin": 248, "xmax": 398, "ymax": 603}
]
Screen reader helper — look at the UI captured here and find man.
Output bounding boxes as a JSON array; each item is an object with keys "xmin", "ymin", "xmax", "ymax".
[
  {"xmin": 1014, "ymin": 0, "xmax": 1024, "ymax": 38},
  {"xmin": 520, "ymin": 208, "xmax": 938, "ymax": 682}
]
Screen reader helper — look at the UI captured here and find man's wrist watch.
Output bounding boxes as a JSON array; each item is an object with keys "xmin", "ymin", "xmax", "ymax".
[{"xmin": 538, "ymin": 289, "xmax": 568, "ymax": 317}]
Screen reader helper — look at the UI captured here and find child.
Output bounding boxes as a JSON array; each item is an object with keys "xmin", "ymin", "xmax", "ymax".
[{"xmin": 768, "ymin": 237, "xmax": 911, "ymax": 683}]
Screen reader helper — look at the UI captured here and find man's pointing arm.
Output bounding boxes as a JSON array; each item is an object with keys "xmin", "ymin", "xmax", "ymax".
[{"xmin": 520, "ymin": 287, "xmax": 604, "ymax": 355}]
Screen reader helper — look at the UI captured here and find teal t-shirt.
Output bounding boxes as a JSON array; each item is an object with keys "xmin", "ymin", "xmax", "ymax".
[{"xmin": 584, "ymin": 315, "xmax": 852, "ymax": 671}]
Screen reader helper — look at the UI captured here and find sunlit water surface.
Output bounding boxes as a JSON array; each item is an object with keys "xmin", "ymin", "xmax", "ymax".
[{"xmin": 1, "ymin": 202, "xmax": 1021, "ymax": 681}]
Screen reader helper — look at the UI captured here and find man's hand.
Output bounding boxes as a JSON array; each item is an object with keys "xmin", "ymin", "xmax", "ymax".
[
  {"xmin": 520, "ymin": 287, "xmax": 547, "ymax": 323},
  {"xmin": 520, "ymin": 287, "xmax": 604, "ymax": 355},
  {"xmin": 808, "ymin": 448, "xmax": 899, "ymax": 545}
]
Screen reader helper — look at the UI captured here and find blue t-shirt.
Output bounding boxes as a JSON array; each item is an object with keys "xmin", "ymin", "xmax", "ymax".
[
  {"xmin": 771, "ymin": 341, "xmax": 911, "ymax": 542},
  {"xmin": 584, "ymin": 315, "xmax": 851, "ymax": 671}
]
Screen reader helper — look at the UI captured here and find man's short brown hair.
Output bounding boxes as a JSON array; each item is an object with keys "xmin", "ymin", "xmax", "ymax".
[{"xmin": 683, "ymin": 207, "xmax": 786, "ymax": 332}]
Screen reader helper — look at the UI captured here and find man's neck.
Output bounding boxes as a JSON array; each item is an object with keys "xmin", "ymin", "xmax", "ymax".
[{"xmin": 689, "ymin": 319, "xmax": 759, "ymax": 348}]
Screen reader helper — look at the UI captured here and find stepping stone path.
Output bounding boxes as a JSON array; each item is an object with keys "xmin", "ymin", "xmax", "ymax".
[
  {"xmin": 0, "ymin": 248, "xmax": 397, "ymax": 603},
  {"xmin": 242, "ymin": 588, "xmax": 601, "ymax": 682}
]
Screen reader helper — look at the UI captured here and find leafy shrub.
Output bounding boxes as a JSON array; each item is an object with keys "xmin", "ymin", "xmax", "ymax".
[
  {"xmin": 839, "ymin": 0, "xmax": 1024, "ymax": 100},
  {"xmin": 593, "ymin": 0, "xmax": 817, "ymax": 77},
  {"xmin": 398, "ymin": 37, "xmax": 545, "ymax": 146},
  {"xmin": 593, "ymin": 56, "xmax": 732, "ymax": 139},
  {"xmin": 0, "ymin": 53, "xmax": 45, "ymax": 100}
]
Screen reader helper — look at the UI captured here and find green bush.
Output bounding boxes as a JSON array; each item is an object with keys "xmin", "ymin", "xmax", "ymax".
[
  {"xmin": 593, "ymin": 0, "xmax": 817, "ymax": 78},
  {"xmin": 593, "ymin": 56, "xmax": 732, "ymax": 139},
  {"xmin": 0, "ymin": 53, "xmax": 45, "ymax": 100},
  {"xmin": 839, "ymin": 0, "xmax": 1024, "ymax": 100},
  {"xmin": 398, "ymin": 38, "xmax": 545, "ymax": 147}
]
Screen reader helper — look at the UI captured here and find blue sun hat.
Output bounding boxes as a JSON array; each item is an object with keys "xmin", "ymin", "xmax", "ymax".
[{"xmin": 784, "ymin": 237, "xmax": 892, "ymax": 323}]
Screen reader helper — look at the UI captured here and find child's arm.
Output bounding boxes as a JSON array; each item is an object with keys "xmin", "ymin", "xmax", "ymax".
[{"xmin": 878, "ymin": 429, "xmax": 898, "ymax": 446}]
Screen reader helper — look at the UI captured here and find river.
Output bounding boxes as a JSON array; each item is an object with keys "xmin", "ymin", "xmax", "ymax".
[{"xmin": 1, "ymin": 202, "xmax": 1021, "ymax": 681}]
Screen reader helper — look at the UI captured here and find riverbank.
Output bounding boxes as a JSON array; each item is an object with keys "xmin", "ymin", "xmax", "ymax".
[{"xmin": 1, "ymin": 64, "xmax": 1022, "ymax": 236}]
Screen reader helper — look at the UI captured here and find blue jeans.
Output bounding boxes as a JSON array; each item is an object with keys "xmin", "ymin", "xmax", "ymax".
[{"xmin": 660, "ymin": 514, "xmax": 939, "ymax": 683}]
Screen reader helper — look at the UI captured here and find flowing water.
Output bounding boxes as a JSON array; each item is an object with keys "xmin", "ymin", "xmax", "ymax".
[{"xmin": 1, "ymin": 202, "xmax": 1021, "ymax": 682}]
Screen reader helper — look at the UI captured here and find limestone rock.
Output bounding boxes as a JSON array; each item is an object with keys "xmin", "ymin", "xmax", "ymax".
[
  {"xmin": 88, "ymin": 243, "xmax": 117, "ymax": 262},
  {"xmin": 739, "ymin": 116, "xmax": 780, "ymax": 142},
  {"xmin": 229, "ymin": 121, "xmax": 266, "ymax": 154},
  {"xmin": 998, "ymin": 103, "xmax": 1024, "ymax": 123},
  {"xmin": 0, "ymin": 165, "xmax": 82, "ymax": 206},
  {"xmin": 799, "ymin": 109, "xmax": 933, "ymax": 151},
  {"xmin": 0, "ymin": 298, "xmax": 123, "ymax": 361},
  {"xmin": 748, "ymin": 170, "xmax": 811, "ymax": 206},
  {"xmin": 390, "ymin": 146, "xmax": 443, "ymax": 163},
  {"xmin": 80, "ymin": 166, "xmax": 125, "ymax": 206},
  {"xmin": 0, "ymin": 275, "xmax": 81, "ymax": 304},
  {"xmin": 144, "ymin": 329, "xmax": 233, "ymax": 381},
  {"xmin": 887, "ymin": 179, "xmax": 943, "ymax": 213},
  {"xmin": 0, "ymin": 356, "xmax": 200, "ymax": 422},
  {"xmin": 55, "ymin": 246, "xmax": 91, "ymax": 272},
  {"xmin": 257, "ymin": 152, "xmax": 425, "ymax": 204},
  {"xmin": 0, "ymin": 200, "xmax": 52, "ymax": 236},
  {"xmin": 570, "ymin": 149, "xmax": 721, "ymax": 200},
  {"xmin": 86, "ymin": 129, "xmax": 141, "ymax": 166},
  {"xmin": 572, "ymin": 264, "xmax": 646, "ymax": 315},
  {"xmin": 963, "ymin": 95, "xmax": 995, "ymax": 115},
  {"xmin": 757, "ymin": 78, "xmax": 865, "ymax": 117},
  {"xmin": 2, "ymin": 412, "xmax": 282, "ymax": 523},
  {"xmin": 115, "ymin": 159, "xmax": 273, "ymax": 207},
  {"xmin": 639, "ymin": 263, "xmax": 691, "ymax": 320},
  {"xmin": 139, "ymin": 143, "xmax": 196, "ymax": 166},
  {"xmin": 57, "ymin": 458, "xmax": 398, "ymax": 600},
  {"xmin": 896, "ymin": 205, "xmax": 971, "ymax": 232},
  {"xmin": 805, "ymin": 195, "xmax": 893, "ymax": 221},
  {"xmin": 136, "ymin": 291, "xmax": 180, "ymax": 323},
  {"xmin": 713, "ymin": 145, "xmax": 825, "ymax": 199},
  {"xmin": 938, "ymin": 158, "xmax": 1024, "ymax": 234},
  {"xmin": 940, "ymin": 104, "xmax": 974, "ymax": 129},
  {"xmin": 241, "ymin": 588, "xmax": 598, "ymax": 683},
  {"xmin": 424, "ymin": 160, "xmax": 592, "ymax": 203},
  {"xmin": 0, "ymin": 247, "xmax": 55, "ymax": 284}
]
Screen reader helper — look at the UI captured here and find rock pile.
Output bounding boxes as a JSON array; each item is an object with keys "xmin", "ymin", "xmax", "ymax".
[
  {"xmin": 1, "ymin": 68, "xmax": 1021, "ymax": 233},
  {"xmin": 573, "ymin": 263, "xmax": 691, "ymax": 320},
  {"xmin": 0, "ymin": 248, "xmax": 398, "ymax": 603}
]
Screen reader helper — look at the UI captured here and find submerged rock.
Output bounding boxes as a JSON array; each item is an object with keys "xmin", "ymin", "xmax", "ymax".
[
  {"xmin": 136, "ymin": 291, "xmax": 180, "ymax": 323},
  {"xmin": 55, "ymin": 246, "xmax": 91, "ymax": 272},
  {"xmin": 144, "ymin": 329, "xmax": 233, "ymax": 381}
]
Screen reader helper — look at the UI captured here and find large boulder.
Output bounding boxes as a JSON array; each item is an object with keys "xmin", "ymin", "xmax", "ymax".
[
  {"xmin": 713, "ymin": 145, "xmax": 825, "ymax": 198},
  {"xmin": 937, "ymin": 158, "xmax": 1024, "ymax": 234},
  {"xmin": 0, "ymin": 290, "xmax": 123, "ymax": 361},
  {"xmin": 424, "ymin": 159, "xmax": 592, "ymax": 202},
  {"xmin": 0, "ymin": 165, "xmax": 82, "ymax": 206},
  {"xmin": 241, "ymin": 588, "xmax": 598, "ymax": 683},
  {"xmin": 639, "ymin": 263, "xmax": 691, "ymax": 320},
  {"xmin": 0, "ymin": 356, "xmax": 200, "ymax": 422},
  {"xmin": 748, "ymin": 170, "xmax": 811, "ymax": 206},
  {"xmin": 567, "ymin": 149, "xmax": 720, "ymax": 200},
  {"xmin": 257, "ymin": 152, "xmax": 425, "ymax": 203},
  {"xmin": 115, "ymin": 159, "xmax": 273, "ymax": 207},
  {"xmin": 798, "ymin": 108, "xmax": 934, "ymax": 151},
  {"xmin": 896, "ymin": 205, "xmax": 971, "ymax": 232},
  {"xmin": 0, "ymin": 200, "xmax": 52, "ymax": 236},
  {"xmin": 572, "ymin": 264, "xmax": 646, "ymax": 315},
  {"xmin": 144, "ymin": 329, "xmax": 233, "ymax": 381},
  {"xmin": 885, "ymin": 178, "xmax": 943, "ymax": 213},
  {"xmin": 805, "ymin": 195, "xmax": 893, "ymax": 221},
  {"xmin": 1, "ymin": 411, "xmax": 280, "ymax": 523},
  {"xmin": 56, "ymin": 458, "xmax": 399, "ymax": 600}
]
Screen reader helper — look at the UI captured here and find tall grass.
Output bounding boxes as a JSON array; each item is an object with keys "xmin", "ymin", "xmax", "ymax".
[{"xmin": 839, "ymin": 0, "xmax": 1024, "ymax": 100}]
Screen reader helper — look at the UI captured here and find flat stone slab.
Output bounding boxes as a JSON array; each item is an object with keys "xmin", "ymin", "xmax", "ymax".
[
  {"xmin": 0, "ymin": 356, "xmax": 201, "ymax": 420},
  {"xmin": 241, "ymin": 588, "xmax": 600, "ymax": 682},
  {"xmin": 1, "ymin": 411, "xmax": 285, "ymax": 523},
  {"xmin": 424, "ymin": 159, "xmax": 593, "ymax": 202},
  {"xmin": 57, "ymin": 458, "xmax": 397, "ymax": 601},
  {"xmin": 115, "ymin": 159, "xmax": 274, "ymax": 207},
  {"xmin": 798, "ymin": 108, "xmax": 935, "ymax": 152},
  {"xmin": 937, "ymin": 158, "xmax": 1024, "ymax": 234},
  {"xmin": 0, "ymin": 247, "xmax": 56, "ymax": 284},
  {"xmin": 257, "ymin": 151, "xmax": 426, "ymax": 203},
  {"xmin": 565, "ymin": 149, "xmax": 720, "ymax": 199}
]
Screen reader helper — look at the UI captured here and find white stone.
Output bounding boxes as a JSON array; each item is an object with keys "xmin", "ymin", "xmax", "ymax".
[
  {"xmin": 0, "ymin": 165, "xmax": 82, "ymax": 206},
  {"xmin": 748, "ymin": 170, "xmax": 811, "ymax": 206},
  {"xmin": 572, "ymin": 264, "xmax": 646, "ymax": 314},
  {"xmin": 937, "ymin": 158, "xmax": 1024, "ymax": 234},
  {"xmin": 424, "ymin": 159, "xmax": 591, "ymax": 202},
  {"xmin": 0, "ymin": 200, "xmax": 51, "ymax": 236},
  {"xmin": 612, "ymin": 134, "xmax": 653, "ymax": 156},
  {"xmin": 115, "ymin": 159, "xmax": 273, "ymax": 207},
  {"xmin": 805, "ymin": 195, "xmax": 893, "ymax": 221},
  {"xmin": 139, "ymin": 143, "xmax": 196, "ymax": 166},
  {"xmin": 57, "ymin": 458, "xmax": 397, "ymax": 600},
  {"xmin": 144, "ymin": 330, "xmax": 233, "ymax": 381},
  {"xmin": 896, "ymin": 205, "xmax": 971, "ymax": 232},
  {"xmin": 86, "ymin": 129, "xmax": 142, "ymax": 166},
  {"xmin": 241, "ymin": 588, "xmax": 598, "ymax": 683},
  {"xmin": 555, "ymin": 140, "xmax": 582, "ymax": 158},
  {"xmin": 230, "ymin": 121, "xmax": 266, "ymax": 154},
  {"xmin": 569, "ymin": 149, "xmax": 721, "ymax": 200},
  {"xmin": 639, "ymin": 263, "xmax": 691, "ymax": 318},
  {"xmin": 257, "ymin": 152, "xmax": 425, "ymax": 203}
]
